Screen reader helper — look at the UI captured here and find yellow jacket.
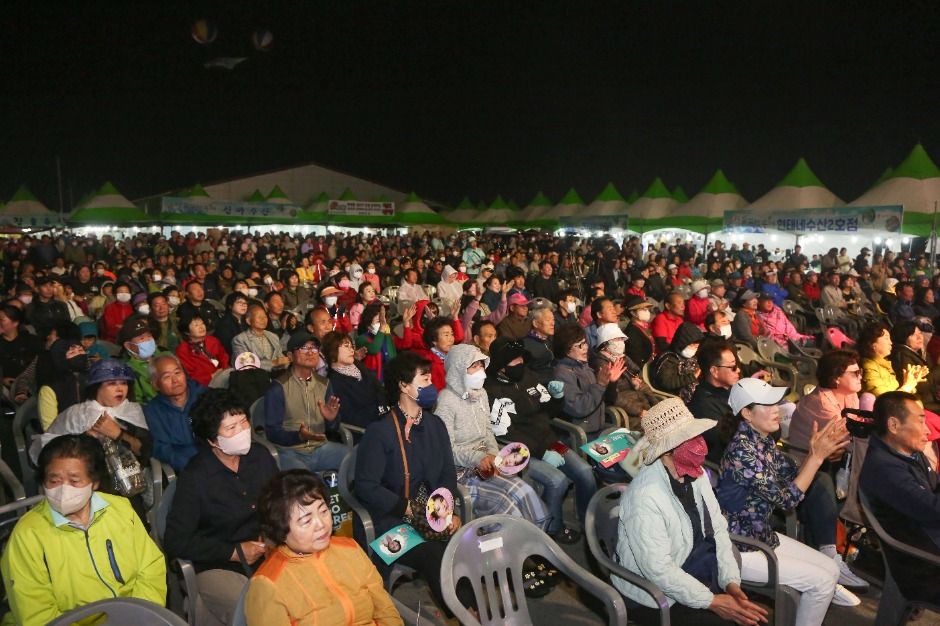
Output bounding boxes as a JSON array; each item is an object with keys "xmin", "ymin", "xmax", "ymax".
[
  {"xmin": 246, "ymin": 538, "xmax": 402, "ymax": 626},
  {"xmin": 861, "ymin": 357, "xmax": 899, "ymax": 396},
  {"xmin": 0, "ymin": 493, "xmax": 166, "ymax": 626}
]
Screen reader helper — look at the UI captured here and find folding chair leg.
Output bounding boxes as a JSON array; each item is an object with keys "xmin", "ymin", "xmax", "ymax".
[{"xmin": 874, "ymin": 570, "xmax": 909, "ymax": 626}]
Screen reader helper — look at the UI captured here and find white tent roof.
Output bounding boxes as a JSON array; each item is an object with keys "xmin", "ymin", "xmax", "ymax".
[
  {"xmin": 0, "ymin": 186, "xmax": 59, "ymax": 227},
  {"xmin": 633, "ymin": 197, "xmax": 679, "ymax": 220},
  {"xmin": 748, "ymin": 158, "xmax": 843, "ymax": 210},
  {"xmin": 850, "ymin": 144, "xmax": 940, "ymax": 215},
  {"xmin": 541, "ymin": 189, "xmax": 586, "ymax": 220},
  {"xmin": 152, "ymin": 162, "xmax": 409, "ymax": 207},
  {"xmin": 673, "ymin": 170, "xmax": 747, "ymax": 218}
]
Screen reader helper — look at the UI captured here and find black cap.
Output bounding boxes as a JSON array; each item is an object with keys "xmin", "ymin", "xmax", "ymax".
[
  {"xmin": 118, "ymin": 314, "xmax": 152, "ymax": 344},
  {"xmin": 286, "ymin": 331, "xmax": 320, "ymax": 352}
]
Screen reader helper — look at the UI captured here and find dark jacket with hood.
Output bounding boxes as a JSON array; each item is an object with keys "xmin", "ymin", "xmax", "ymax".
[
  {"xmin": 484, "ymin": 337, "xmax": 563, "ymax": 459},
  {"xmin": 651, "ymin": 322, "xmax": 703, "ymax": 403}
]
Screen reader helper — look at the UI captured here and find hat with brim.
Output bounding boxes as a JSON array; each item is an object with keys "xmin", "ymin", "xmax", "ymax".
[
  {"xmin": 87, "ymin": 358, "xmax": 136, "ymax": 386},
  {"xmin": 286, "ymin": 331, "xmax": 320, "ymax": 353},
  {"xmin": 739, "ymin": 290, "xmax": 760, "ymax": 302},
  {"xmin": 234, "ymin": 351, "xmax": 262, "ymax": 370},
  {"xmin": 596, "ymin": 323, "xmax": 628, "ymax": 345},
  {"xmin": 508, "ymin": 293, "xmax": 530, "ymax": 307},
  {"xmin": 633, "ymin": 397, "xmax": 716, "ymax": 465},
  {"xmin": 728, "ymin": 378, "xmax": 788, "ymax": 416},
  {"xmin": 622, "ymin": 294, "xmax": 653, "ymax": 310}
]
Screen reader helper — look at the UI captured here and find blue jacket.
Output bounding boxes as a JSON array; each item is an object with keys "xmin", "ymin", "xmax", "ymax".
[
  {"xmin": 143, "ymin": 380, "xmax": 205, "ymax": 472},
  {"xmin": 760, "ymin": 282, "xmax": 788, "ymax": 307}
]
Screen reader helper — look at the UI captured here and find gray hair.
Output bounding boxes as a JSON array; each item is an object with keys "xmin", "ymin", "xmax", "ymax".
[
  {"xmin": 148, "ymin": 353, "xmax": 184, "ymax": 384},
  {"xmin": 527, "ymin": 306, "xmax": 554, "ymax": 323}
]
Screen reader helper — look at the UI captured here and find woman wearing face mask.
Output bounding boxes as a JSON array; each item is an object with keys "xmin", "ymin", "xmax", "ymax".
[
  {"xmin": 591, "ymin": 324, "xmax": 660, "ymax": 430},
  {"xmin": 164, "ymin": 388, "xmax": 278, "ymax": 626},
  {"xmin": 362, "ymin": 262, "xmax": 381, "ymax": 292},
  {"xmin": 37, "ymin": 338, "xmax": 91, "ymax": 430},
  {"xmin": 435, "ymin": 343, "xmax": 550, "ymax": 527},
  {"xmin": 100, "ymin": 281, "xmax": 134, "ymax": 343},
  {"xmin": 356, "ymin": 352, "xmax": 472, "ymax": 616},
  {"xmin": 613, "ymin": 399, "xmax": 768, "ymax": 626},
  {"xmin": 1, "ymin": 434, "xmax": 167, "ymax": 626},
  {"xmin": 354, "ymin": 302, "xmax": 397, "ymax": 382},
  {"xmin": 651, "ymin": 322, "xmax": 704, "ymax": 403},
  {"xmin": 176, "ymin": 313, "xmax": 230, "ymax": 387},
  {"xmin": 39, "ymin": 358, "xmax": 153, "ymax": 521},
  {"xmin": 214, "ymin": 292, "xmax": 250, "ymax": 358},
  {"xmin": 246, "ymin": 470, "xmax": 403, "ymax": 626},
  {"xmin": 716, "ymin": 379, "xmax": 862, "ymax": 624},
  {"xmin": 322, "ymin": 331, "xmax": 386, "ymax": 430},
  {"xmin": 623, "ymin": 295, "xmax": 656, "ymax": 366},
  {"xmin": 436, "ymin": 265, "xmax": 464, "ymax": 317}
]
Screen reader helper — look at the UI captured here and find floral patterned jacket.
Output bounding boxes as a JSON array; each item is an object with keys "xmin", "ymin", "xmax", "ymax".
[{"xmin": 716, "ymin": 421, "xmax": 804, "ymax": 550}]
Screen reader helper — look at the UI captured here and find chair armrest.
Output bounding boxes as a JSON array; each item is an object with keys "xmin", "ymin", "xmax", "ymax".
[
  {"xmin": 178, "ymin": 558, "xmax": 200, "ymax": 626},
  {"xmin": 731, "ymin": 535, "xmax": 778, "ymax": 592},
  {"xmin": 0, "ymin": 460, "xmax": 25, "ymax": 501},
  {"xmin": 600, "ymin": 557, "xmax": 671, "ymax": 626},
  {"xmin": 551, "ymin": 418, "xmax": 588, "ymax": 452},
  {"xmin": 337, "ymin": 425, "xmax": 354, "ymax": 448},
  {"xmin": 456, "ymin": 484, "xmax": 473, "ymax": 523}
]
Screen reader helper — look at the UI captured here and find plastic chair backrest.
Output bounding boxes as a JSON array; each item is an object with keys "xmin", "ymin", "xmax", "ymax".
[
  {"xmin": 154, "ymin": 478, "xmax": 177, "ymax": 547},
  {"xmin": 584, "ymin": 484, "xmax": 626, "ymax": 578},
  {"xmin": 12, "ymin": 396, "xmax": 40, "ymax": 496},
  {"xmin": 859, "ymin": 489, "xmax": 940, "ymax": 567},
  {"xmin": 45, "ymin": 597, "xmax": 188, "ymax": 626},
  {"xmin": 0, "ymin": 495, "xmax": 45, "ymax": 554},
  {"xmin": 337, "ymin": 448, "xmax": 376, "ymax": 550},
  {"xmin": 440, "ymin": 514, "xmax": 627, "ymax": 626},
  {"xmin": 0, "ymin": 457, "xmax": 26, "ymax": 504}
]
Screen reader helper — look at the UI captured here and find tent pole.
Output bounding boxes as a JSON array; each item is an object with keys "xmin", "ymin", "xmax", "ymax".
[
  {"xmin": 55, "ymin": 156, "xmax": 64, "ymax": 220},
  {"xmin": 931, "ymin": 200, "xmax": 939, "ymax": 272}
]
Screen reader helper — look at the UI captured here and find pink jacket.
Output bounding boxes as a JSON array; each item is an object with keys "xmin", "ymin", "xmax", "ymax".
[{"xmin": 758, "ymin": 305, "xmax": 810, "ymax": 347}]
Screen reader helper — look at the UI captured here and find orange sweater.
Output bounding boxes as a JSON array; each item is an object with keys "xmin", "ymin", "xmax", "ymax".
[{"xmin": 245, "ymin": 538, "xmax": 402, "ymax": 626}]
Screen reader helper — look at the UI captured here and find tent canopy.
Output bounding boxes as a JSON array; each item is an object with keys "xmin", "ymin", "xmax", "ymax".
[
  {"xmin": 748, "ymin": 158, "xmax": 843, "ymax": 210},
  {"xmin": 632, "ymin": 177, "xmax": 679, "ymax": 221},
  {"xmin": 586, "ymin": 182, "xmax": 629, "ymax": 217},
  {"xmin": 70, "ymin": 181, "xmax": 149, "ymax": 225},
  {"xmin": 0, "ymin": 185, "xmax": 60, "ymax": 228},
  {"xmin": 670, "ymin": 169, "xmax": 747, "ymax": 222}
]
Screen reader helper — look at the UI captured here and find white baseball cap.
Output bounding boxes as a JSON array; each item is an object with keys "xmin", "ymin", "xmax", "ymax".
[
  {"xmin": 728, "ymin": 378, "xmax": 788, "ymax": 416},
  {"xmin": 596, "ymin": 323, "xmax": 627, "ymax": 345}
]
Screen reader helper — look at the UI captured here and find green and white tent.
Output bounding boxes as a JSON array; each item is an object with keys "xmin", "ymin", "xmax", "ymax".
[
  {"xmin": 245, "ymin": 189, "xmax": 266, "ymax": 202},
  {"xmin": 585, "ymin": 182, "xmax": 629, "ymax": 217},
  {"xmin": 445, "ymin": 197, "xmax": 477, "ymax": 224},
  {"xmin": 397, "ymin": 191, "xmax": 445, "ymax": 225},
  {"xmin": 70, "ymin": 182, "xmax": 149, "ymax": 226},
  {"xmin": 630, "ymin": 177, "xmax": 679, "ymax": 222},
  {"xmin": 667, "ymin": 169, "xmax": 748, "ymax": 232},
  {"xmin": 266, "ymin": 185, "xmax": 293, "ymax": 204},
  {"xmin": 748, "ymin": 158, "xmax": 843, "ymax": 210},
  {"xmin": 850, "ymin": 143, "xmax": 940, "ymax": 237},
  {"xmin": 0, "ymin": 185, "xmax": 60, "ymax": 228},
  {"xmin": 542, "ymin": 188, "xmax": 585, "ymax": 222},
  {"xmin": 298, "ymin": 191, "xmax": 330, "ymax": 224},
  {"xmin": 520, "ymin": 191, "xmax": 554, "ymax": 224},
  {"xmin": 478, "ymin": 195, "xmax": 515, "ymax": 224},
  {"xmin": 671, "ymin": 185, "xmax": 689, "ymax": 203}
]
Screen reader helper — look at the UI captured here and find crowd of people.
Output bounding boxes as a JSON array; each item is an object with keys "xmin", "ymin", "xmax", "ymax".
[{"xmin": 1, "ymin": 228, "xmax": 939, "ymax": 625}]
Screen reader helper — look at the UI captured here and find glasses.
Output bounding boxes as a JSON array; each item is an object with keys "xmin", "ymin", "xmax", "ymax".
[
  {"xmin": 842, "ymin": 369, "xmax": 862, "ymax": 378},
  {"xmin": 714, "ymin": 363, "xmax": 740, "ymax": 370},
  {"xmin": 573, "ymin": 340, "xmax": 588, "ymax": 349},
  {"xmin": 296, "ymin": 345, "xmax": 319, "ymax": 354}
]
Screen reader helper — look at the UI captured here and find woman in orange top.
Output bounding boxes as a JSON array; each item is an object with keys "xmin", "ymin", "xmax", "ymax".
[{"xmin": 246, "ymin": 470, "xmax": 403, "ymax": 626}]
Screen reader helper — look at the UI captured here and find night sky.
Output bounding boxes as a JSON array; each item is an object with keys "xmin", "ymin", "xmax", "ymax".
[{"xmin": 2, "ymin": 1, "xmax": 938, "ymax": 210}]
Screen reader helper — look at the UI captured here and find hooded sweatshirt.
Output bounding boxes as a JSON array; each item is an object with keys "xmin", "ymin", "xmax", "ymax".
[
  {"xmin": 436, "ymin": 265, "xmax": 464, "ymax": 313},
  {"xmin": 435, "ymin": 344, "xmax": 496, "ymax": 468}
]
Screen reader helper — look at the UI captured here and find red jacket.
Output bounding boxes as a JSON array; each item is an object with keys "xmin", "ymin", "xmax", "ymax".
[
  {"xmin": 393, "ymin": 300, "xmax": 464, "ymax": 351},
  {"xmin": 176, "ymin": 336, "xmax": 230, "ymax": 386},
  {"xmin": 803, "ymin": 283, "xmax": 821, "ymax": 303},
  {"xmin": 101, "ymin": 301, "xmax": 133, "ymax": 343},
  {"xmin": 684, "ymin": 296, "xmax": 710, "ymax": 329},
  {"xmin": 412, "ymin": 347, "xmax": 447, "ymax": 390},
  {"xmin": 651, "ymin": 311, "xmax": 684, "ymax": 347}
]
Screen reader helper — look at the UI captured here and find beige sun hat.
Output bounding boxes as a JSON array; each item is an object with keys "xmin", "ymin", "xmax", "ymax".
[{"xmin": 634, "ymin": 397, "xmax": 717, "ymax": 465}]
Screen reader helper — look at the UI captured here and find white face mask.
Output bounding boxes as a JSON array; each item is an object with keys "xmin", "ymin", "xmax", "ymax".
[
  {"xmin": 116, "ymin": 292, "xmax": 132, "ymax": 303},
  {"xmin": 459, "ymin": 265, "xmax": 467, "ymax": 273},
  {"xmin": 137, "ymin": 304, "xmax": 151, "ymax": 316},
  {"xmin": 604, "ymin": 340, "xmax": 625, "ymax": 357},
  {"xmin": 464, "ymin": 370, "xmax": 486, "ymax": 390},
  {"xmin": 370, "ymin": 322, "xmax": 381, "ymax": 334},
  {"xmin": 681, "ymin": 346, "xmax": 698, "ymax": 359},
  {"xmin": 45, "ymin": 483, "xmax": 93, "ymax": 516},
  {"xmin": 152, "ymin": 274, "xmax": 162, "ymax": 282},
  {"xmin": 635, "ymin": 308, "xmax": 651, "ymax": 322},
  {"xmin": 367, "ymin": 268, "xmax": 376, "ymax": 274},
  {"xmin": 323, "ymin": 296, "xmax": 338, "ymax": 307},
  {"xmin": 566, "ymin": 301, "xmax": 577, "ymax": 314},
  {"xmin": 18, "ymin": 295, "xmax": 32, "ymax": 305},
  {"xmin": 247, "ymin": 288, "xmax": 259, "ymax": 298},
  {"xmin": 696, "ymin": 289, "xmax": 709, "ymax": 298},
  {"xmin": 719, "ymin": 325, "xmax": 732, "ymax": 338},
  {"xmin": 263, "ymin": 276, "xmax": 274, "ymax": 285},
  {"xmin": 353, "ymin": 269, "xmax": 363, "ymax": 277},
  {"xmin": 168, "ymin": 296, "xmax": 181, "ymax": 307},
  {"xmin": 215, "ymin": 427, "xmax": 251, "ymax": 456}
]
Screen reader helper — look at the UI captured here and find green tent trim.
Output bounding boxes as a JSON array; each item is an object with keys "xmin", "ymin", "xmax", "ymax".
[
  {"xmin": 640, "ymin": 177, "xmax": 672, "ymax": 199},
  {"xmin": 593, "ymin": 182, "xmax": 626, "ymax": 203},
  {"xmin": 889, "ymin": 143, "xmax": 940, "ymax": 180},
  {"xmin": 871, "ymin": 167, "xmax": 894, "ymax": 188},
  {"xmin": 507, "ymin": 199, "xmax": 520, "ymax": 211},
  {"xmin": 339, "ymin": 188, "xmax": 357, "ymax": 201},
  {"xmin": 671, "ymin": 185, "xmax": 689, "ymax": 203},
  {"xmin": 454, "ymin": 197, "xmax": 474, "ymax": 211},
  {"xmin": 245, "ymin": 189, "xmax": 266, "ymax": 202},
  {"xmin": 266, "ymin": 185, "xmax": 290, "ymax": 200},
  {"xmin": 627, "ymin": 189, "xmax": 640, "ymax": 203},
  {"xmin": 96, "ymin": 181, "xmax": 123, "ymax": 197},
  {"xmin": 373, "ymin": 194, "xmax": 392, "ymax": 202},
  {"xmin": 488, "ymin": 195, "xmax": 510, "ymax": 210},
  {"xmin": 527, "ymin": 191, "xmax": 553, "ymax": 207},
  {"xmin": 777, "ymin": 158, "xmax": 826, "ymax": 188},
  {"xmin": 558, "ymin": 188, "xmax": 585, "ymax": 205},
  {"xmin": 8, "ymin": 185, "xmax": 39, "ymax": 203},
  {"xmin": 70, "ymin": 206, "xmax": 149, "ymax": 225},
  {"xmin": 403, "ymin": 191, "xmax": 422, "ymax": 203},
  {"xmin": 183, "ymin": 184, "xmax": 211, "ymax": 198},
  {"xmin": 699, "ymin": 169, "xmax": 741, "ymax": 195},
  {"xmin": 631, "ymin": 215, "xmax": 722, "ymax": 234},
  {"xmin": 476, "ymin": 201, "xmax": 488, "ymax": 211}
]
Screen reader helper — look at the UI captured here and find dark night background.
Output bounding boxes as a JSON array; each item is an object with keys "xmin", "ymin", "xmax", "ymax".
[{"xmin": 2, "ymin": 1, "xmax": 938, "ymax": 210}]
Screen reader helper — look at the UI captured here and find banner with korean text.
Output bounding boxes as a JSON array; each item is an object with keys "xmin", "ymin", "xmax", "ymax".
[
  {"xmin": 723, "ymin": 205, "xmax": 902, "ymax": 234},
  {"xmin": 327, "ymin": 200, "xmax": 395, "ymax": 217}
]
